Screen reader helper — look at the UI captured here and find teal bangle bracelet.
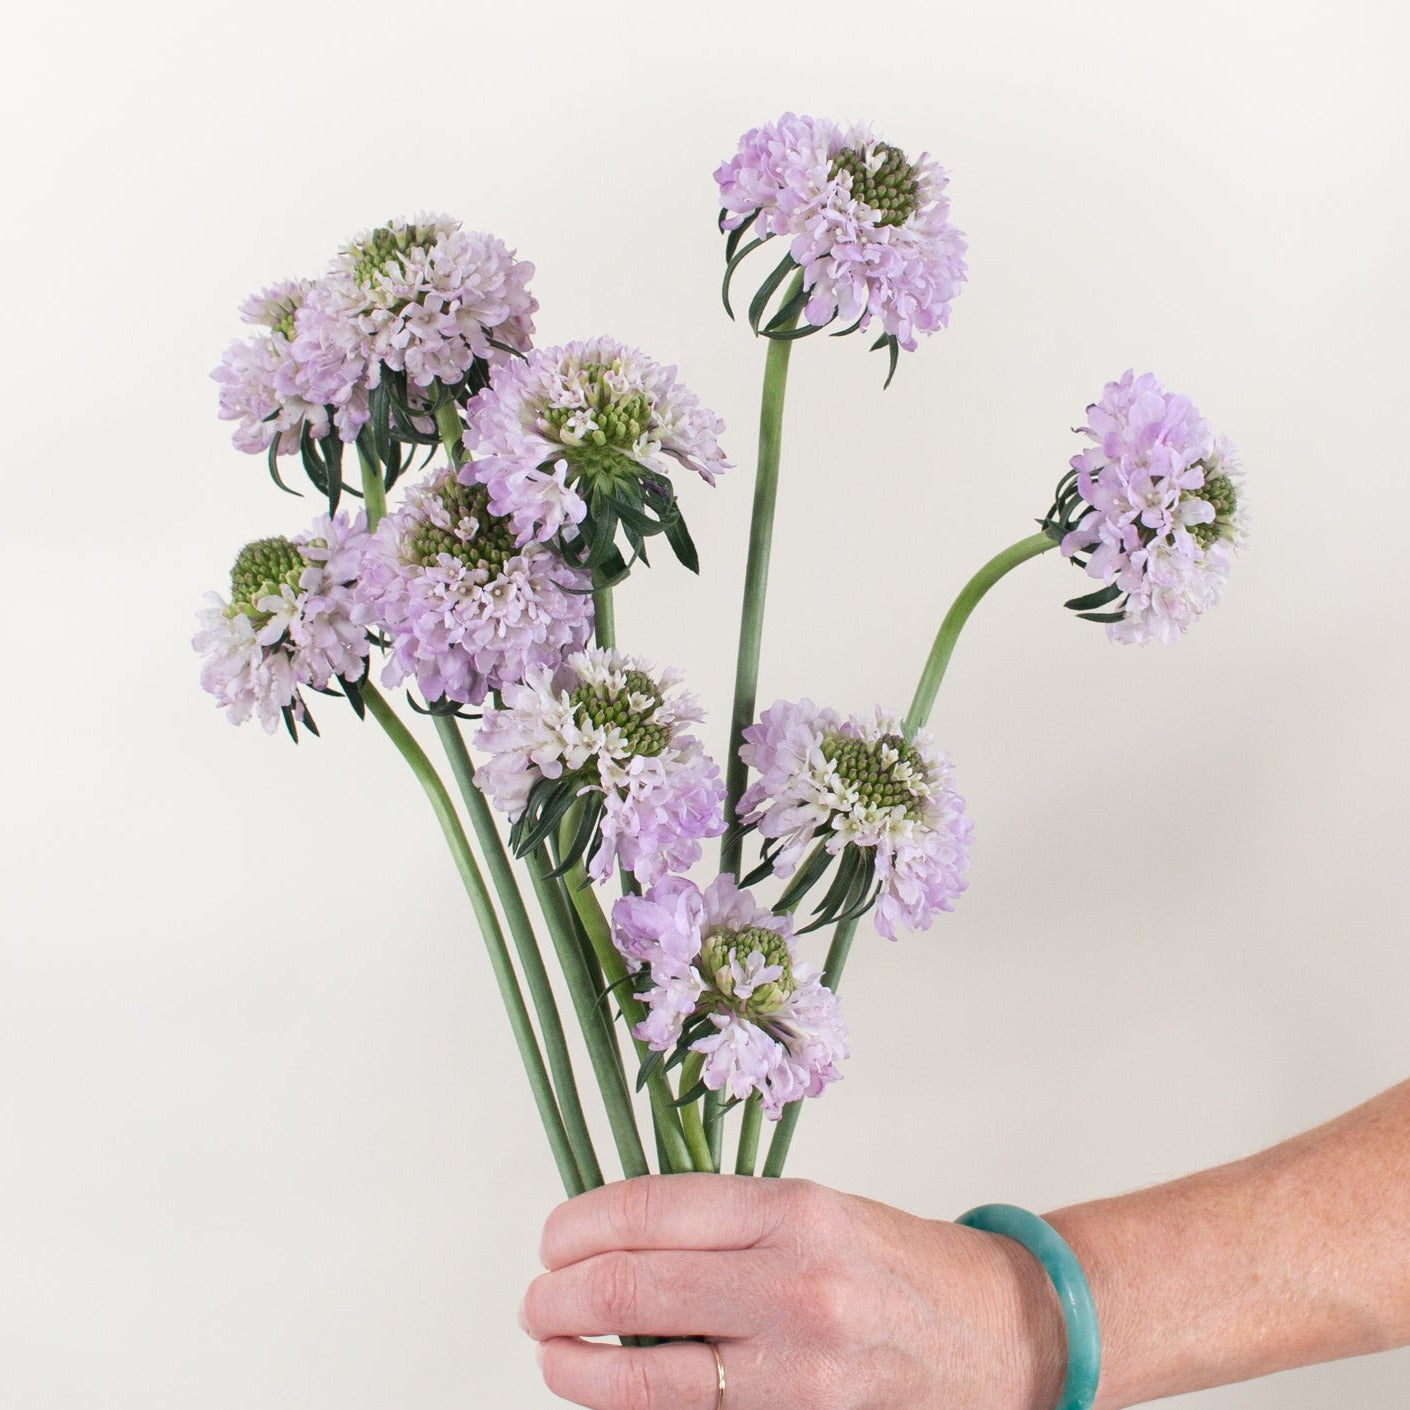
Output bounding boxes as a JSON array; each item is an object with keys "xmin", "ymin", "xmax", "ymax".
[{"xmin": 955, "ymin": 1203, "xmax": 1100, "ymax": 1410}]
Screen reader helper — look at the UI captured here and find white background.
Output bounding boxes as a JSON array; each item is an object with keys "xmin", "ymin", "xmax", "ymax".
[{"xmin": 3, "ymin": 1, "xmax": 1408, "ymax": 1406}]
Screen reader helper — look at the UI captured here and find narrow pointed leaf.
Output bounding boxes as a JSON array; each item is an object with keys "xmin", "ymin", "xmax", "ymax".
[
  {"xmin": 747, "ymin": 252, "xmax": 797, "ymax": 335},
  {"xmin": 1063, "ymin": 582, "xmax": 1123, "ymax": 613}
]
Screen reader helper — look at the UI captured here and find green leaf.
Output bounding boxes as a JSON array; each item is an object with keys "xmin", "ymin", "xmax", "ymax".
[
  {"xmin": 663, "ymin": 512, "xmax": 700, "ymax": 574},
  {"xmin": 721, "ymin": 234, "xmax": 769, "ymax": 320},
  {"xmin": 267, "ymin": 438, "xmax": 302, "ymax": 497},
  {"xmin": 722, "ymin": 212, "xmax": 749, "ymax": 262},
  {"xmin": 672, "ymin": 1078, "xmax": 710, "ymax": 1109},
  {"xmin": 369, "ymin": 380, "xmax": 391, "ymax": 470},
  {"xmin": 1076, "ymin": 610, "xmax": 1126, "ymax": 624},
  {"xmin": 338, "ymin": 674, "xmax": 366, "ymax": 720},
  {"xmin": 299, "ymin": 425, "xmax": 329, "ymax": 495},
  {"xmin": 870, "ymin": 334, "xmax": 901, "ymax": 389},
  {"xmin": 1063, "ymin": 582, "xmax": 1123, "ymax": 613},
  {"xmin": 634, "ymin": 1047, "xmax": 666, "ymax": 1092},
  {"xmin": 747, "ymin": 251, "xmax": 797, "ymax": 335},
  {"xmin": 762, "ymin": 278, "xmax": 811, "ymax": 335}
]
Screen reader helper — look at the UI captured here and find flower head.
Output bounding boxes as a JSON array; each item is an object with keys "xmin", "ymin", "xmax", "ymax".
[
  {"xmin": 213, "ymin": 280, "xmax": 333, "ymax": 456},
  {"xmin": 612, "ymin": 874, "xmax": 848, "ymax": 1119},
  {"xmin": 298, "ymin": 215, "xmax": 537, "ymax": 420},
  {"xmin": 716, "ymin": 114, "xmax": 967, "ymax": 375},
  {"xmin": 354, "ymin": 465, "xmax": 594, "ymax": 706},
  {"xmin": 463, "ymin": 337, "xmax": 728, "ymax": 578},
  {"xmin": 739, "ymin": 701, "xmax": 971, "ymax": 939},
  {"xmin": 194, "ymin": 511, "xmax": 370, "ymax": 737},
  {"xmin": 1047, "ymin": 371, "xmax": 1248, "ymax": 645},
  {"xmin": 213, "ymin": 216, "xmax": 536, "ymax": 495},
  {"xmin": 475, "ymin": 648, "xmax": 725, "ymax": 884}
]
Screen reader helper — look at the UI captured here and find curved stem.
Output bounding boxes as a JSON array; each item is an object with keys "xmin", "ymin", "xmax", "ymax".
[
  {"xmin": 361, "ymin": 682, "xmax": 581, "ymax": 1194},
  {"xmin": 905, "ymin": 531, "xmax": 1056, "ymax": 735},
  {"xmin": 720, "ymin": 277, "xmax": 803, "ymax": 878},
  {"xmin": 433, "ymin": 716, "xmax": 604, "ymax": 1191},
  {"xmin": 761, "ymin": 915, "xmax": 860, "ymax": 1179}
]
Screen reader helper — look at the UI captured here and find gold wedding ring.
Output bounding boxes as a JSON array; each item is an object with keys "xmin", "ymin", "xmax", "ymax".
[{"xmin": 708, "ymin": 1340, "xmax": 726, "ymax": 1410}]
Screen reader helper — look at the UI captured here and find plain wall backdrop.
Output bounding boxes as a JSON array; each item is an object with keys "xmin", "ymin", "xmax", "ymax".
[{"xmin": 3, "ymin": 1, "xmax": 1408, "ymax": 1406}]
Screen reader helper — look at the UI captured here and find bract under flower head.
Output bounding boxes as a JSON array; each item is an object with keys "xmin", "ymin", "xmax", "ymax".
[
  {"xmin": 739, "ymin": 700, "xmax": 971, "ymax": 939},
  {"xmin": 354, "ymin": 465, "xmax": 594, "ymax": 707},
  {"xmin": 612, "ymin": 874, "xmax": 848, "ymax": 1120},
  {"xmin": 475, "ymin": 648, "xmax": 726, "ymax": 884},
  {"xmin": 1046, "ymin": 371, "xmax": 1248, "ymax": 645},
  {"xmin": 463, "ymin": 337, "xmax": 728, "ymax": 581},
  {"xmin": 716, "ymin": 114, "xmax": 967, "ymax": 374},
  {"xmin": 194, "ymin": 511, "xmax": 370, "ymax": 738}
]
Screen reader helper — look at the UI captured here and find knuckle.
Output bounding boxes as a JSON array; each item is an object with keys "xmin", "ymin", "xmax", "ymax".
[
  {"xmin": 611, "ymin": 1352, "xmax": 656, "ymax": 1410},
  {"xmin": 794, "ymin": 1266, "xmax": 853, "ymax": 1339},
  {"xmin": 589, "ymin": 1251, "xmax": 641, "ymax": 1326},
  {"xmin": 607, "ymin": 1175, "xmax": 657, "ymax": 1244}
]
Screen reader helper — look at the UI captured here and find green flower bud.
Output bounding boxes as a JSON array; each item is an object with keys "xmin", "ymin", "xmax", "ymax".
[
  {"xmin": 821, "ymin": 731, "xmax": 927, "ymax": 815},
  {"xmin": 229, "ymin": 536, "xmax": 307, "ymax": 623},
  {"xmin": 570, "ymin": 669, "xmax": 670, "ymax": 756},
  {"xmin": 829, "ymin": 143, "xmax": 921, "ymax": 227},
  {"xmin": 406, "ymin": 479, "xmax": 518, "ymax": 577},
  {"xmin": 700, "ymin": 925, "xmax": 795, "ymax": 1017}
]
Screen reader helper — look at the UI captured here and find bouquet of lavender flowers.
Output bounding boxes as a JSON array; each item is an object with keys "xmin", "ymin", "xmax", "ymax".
[{"xmin": 198, "ymin": 116, "xmax": 1246, "ymax": 1195}]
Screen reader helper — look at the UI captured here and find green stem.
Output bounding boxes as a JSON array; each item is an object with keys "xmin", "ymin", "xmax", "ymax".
[
  {"xmin": 677, "ymin": 1054, "xmax": 715, "ymax": 1173},
  {"xmin": 904, "ymin": 531, "xmax": 1055, "ymax": 735},
  {"xmin": 761, "ymin": 916, "xmax": 860, "ymax": 1179},
  {"xmin": 527, "ymin": 845, "xmax": 653, "ymax": 1181},
  {"xmin": 734, "ymin": 1095, "xmax": 763, "ymax": 1176},
  {"xmin": 433, "ymin": 397, "xmax": 464, "ymax": 467},
  {"xmin": 558, "ymin": 848, "xmax": 693, "ymax": 1175},
  {"xmin": 357, "ymin": 441, "xmax": 388, "ymax": 531},
  {"xmin": 433, "ymin": 716, "xmax": 604, "ymax": 1192},
  {"xmin": 703, "ymin": 1088, "xmax": 725, "ymax": 1172},
  {"xmin": 592, "ymin": 581, "xmax": 615, "ymax": 651},
  {"xmin": 360, "ymin": 682, "xmax": 581, "ymax": 1194},
  {"xmin": 721, "ymin": 277, "xmax": 803, "ymax": 879}
]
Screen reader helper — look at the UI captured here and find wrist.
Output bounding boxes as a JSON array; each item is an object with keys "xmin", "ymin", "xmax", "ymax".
[{"xmin": 952, "ymin": 1220, "xmax": 1069, "ymax": 1410}]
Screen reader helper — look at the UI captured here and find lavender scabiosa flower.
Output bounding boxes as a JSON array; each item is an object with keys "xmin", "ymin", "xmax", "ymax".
[
  {"xmin": 214, "ymin": 218, "xmax": 536, "ymax": 506},
  {"xmin": 354, "ymin": 464, "xmax": 593, "ymax": 707},
  {"xmin": 716, "ymin": 114, "xmax": 967, "ymax": 379},
  {"xmin": 1045, "ymin": 371, "xmax": 1248, "ymax": 645},
  {"xmin": 295, "ymin": 214, "xmax": 538, "ymax": 433},
  {"xmin": 463, "ymin": 337, "xmax": 728, "ymax": 580},
  {"xmin": 612, "ymin": 874, "xmax": 848, "ymax": 1119},
  {"xmin": 212, "ymin": 280, "xmax": 333, "ymax": 456},
  {"xmin": 194, "ymin": 511, "xmax": 370, "ymax": 739},
  {"xmin": 738, "ymin": 701, "xmax": 971, "ymax": 939},
  {"xmin": 474, "ymin": 648, "xmax": 725, "ymax": 885}
]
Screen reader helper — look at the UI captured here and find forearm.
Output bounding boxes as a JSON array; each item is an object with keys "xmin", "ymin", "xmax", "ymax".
[{"xmin": 1042, "ymin": 1079, "xmax": 1410, "ymax": 1408}]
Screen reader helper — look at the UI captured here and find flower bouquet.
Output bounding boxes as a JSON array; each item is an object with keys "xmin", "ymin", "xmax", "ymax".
[{"xmin": 198, "ymin": 114, "xmax": 1246, "ymax": 1215}]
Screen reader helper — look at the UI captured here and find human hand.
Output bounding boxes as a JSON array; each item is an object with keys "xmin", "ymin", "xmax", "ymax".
[{"xmin": 521, "ymin": 1174, "xmax": 1067, "ymax": 1410}]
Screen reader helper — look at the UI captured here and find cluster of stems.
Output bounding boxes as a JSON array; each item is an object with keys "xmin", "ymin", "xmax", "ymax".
[{"xmin": 356, "ymin": 339, "xmax": 1056, "ymax": 1198}]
